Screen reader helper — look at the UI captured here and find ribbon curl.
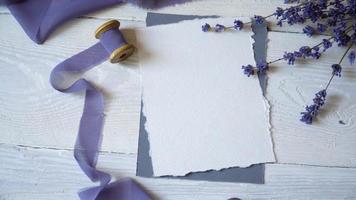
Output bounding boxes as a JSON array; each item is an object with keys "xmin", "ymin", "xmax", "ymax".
[
  {"xmin": 50, "ymin": 22, "xmax": 150, "ymax": 200},
  {"xmin": 1, "ymin": 1, "xmax": 192, "ymax": 199}
]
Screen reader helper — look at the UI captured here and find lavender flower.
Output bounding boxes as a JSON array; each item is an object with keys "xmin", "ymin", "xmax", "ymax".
[
  {"xmin": 233, "ymin": 20, "xmax": 244, "ymax": 30},
  {"xmin": 277, "ymin": 20, "xmax": 283, "ymax": 27},
  {"xmin": 293, "ymin": 51, "xmax": 303, "ymax": 58},
  {"xmin": 313, "ymin": 89, "xmax": 327, "ymax": 107},
  {"xmin": 283, "ymin": 52, "xmax": 296, "ymax": 65},
  {"xmin": 348, "ymin": 51, "xmax": 356, "ymax": 65},
  {"xmin": 327, "ymin": 18, "xmax": 337, "ymax": 27},
  {"xmin": 214, "ymin": 24, "xmax": 225, "ymax": 32},
  {"xmin": 322, "ymin": 39, "xmax": 332, "ymax": 51},
  {"xmin": 351, "ymin": 33, "xmax": 356, "ymax": 44},
  {"xmin": 306, "ymin": 104, "xmax": 319, "ymax": 116},
  {"xmin": 201, "ymin": 23, "xmax": 211, "ymax": 32},
  {"xmin": 333, "ymin": 28, "xmax": 351, "ymax": 46},
  {"xmin": 303, "ymin": 25, "xmax": 315, "ymax": 37},
  {"xmin": 300, "ymin": 89, "xmax": 327, "ymax": 124},
  {"xmin": 284, "ymin": 0, "xmax": 300, "ymax": 3},
  {"xmin": 275, "ymin": 7, "xmax": 284, "ymax": 18},
  {"xmin": 311, "ymin": 47, "xmax": 321, "ymax": 59},
  {"xmin": 331, "ymin": 64, "xmax": 342, "ymax": 77},
  {"xmin": 282, "ymin": 5, "xmax": 305, "ymax": 26},
  {"xmin": 257, "ymin": 62, "xmax": 269, "ymax": 73},
  {"xmin": 300, "ymin": 111, "xmax": 313, "ymax": 124},
  {"xmin": 317, "ymin": 23, "xmax": 328, "ymax": 33},
  {"xmin": 202, "ymin": 0, "xmax": 356, "ymax": 125},
  {"xmin": 300, "ymin": 48, "xmax": 348, "ymax": 125},
  {"xmin": 254, "ymin": 15, "xmax": 264, "ymax": 24},
  {"xmin": 311, "ymin": 51, "xmax": 321, "ymax": 59},
  {"xmin": 299, "ymin": 46, "xmax": 312, "ymax": 57},
  {"xmin": 242, "ymin": 65, "xmax": 255, "ymax": 77}
]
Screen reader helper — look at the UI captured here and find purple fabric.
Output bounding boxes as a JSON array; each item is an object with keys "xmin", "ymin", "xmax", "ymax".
[
  {"xmin": 100, "ymin": 29, "xmax": 128, "ymax": 53},
  {"xmin": 1, "ymin": 0, "xmax": 192, "ymax": 199},
  {"xmin": 3, "ymin": 0, "xmax": 122, "ymax": 43},
  {"xmin": 1, "ymin": 0, "xmax": 192, "ymax": 44},
  {"xmin": 50, "ymin": 29, "xmax": 152, "ymax": 200},
  {"xmin": 0, "ymin": 0, "xmax": 22, "ymax": 4}
]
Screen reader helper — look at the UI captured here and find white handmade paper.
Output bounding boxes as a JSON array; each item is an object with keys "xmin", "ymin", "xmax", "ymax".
[{"xmin": 137, "ymin": 18, "xmax": 275, "ymax": 176}]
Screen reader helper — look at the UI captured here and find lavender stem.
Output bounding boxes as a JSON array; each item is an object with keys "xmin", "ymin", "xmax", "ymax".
[{"xmin": 325, "ymin": 43, "xmax": 352, "ymax": 90}]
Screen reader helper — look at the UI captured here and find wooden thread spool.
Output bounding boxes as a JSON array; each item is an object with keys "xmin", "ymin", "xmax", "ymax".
[{"xmin": 95, "ymin": 20, "xmax": 135, "ymax": 63}]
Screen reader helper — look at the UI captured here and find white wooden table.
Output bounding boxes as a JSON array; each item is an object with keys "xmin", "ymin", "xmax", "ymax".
[{"xmin": 1, "ymin": 1, "xmax": 356, "ymax": 199}]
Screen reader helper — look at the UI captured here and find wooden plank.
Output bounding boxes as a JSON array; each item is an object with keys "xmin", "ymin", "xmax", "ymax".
[
  {"xmin": 0, "ymin": 15, "xmax": 144, "ymax": 154},
  {"xmin": 0, "ymin": 144, "xmax": 355, "ymax": 200},
  {"xmin": 0, "ymin": 1, "xmax": 355, "ymax": 199},
  {"xmin": 1, "ymin": 11, "xmax": 356, "ymax": 167},
  {"xmin": 266, "ymin": 32, "xmax": 356, "ymax": 167},
  {"xmin": 0, "ymin": 1, "xmax": 306, "ymax": 33},
  {"xmin": 0, "ymin": 1, "xmax": 288, "ymax": 21},
  {"xmin": 0, "ymin": 144, "xmax": 136, "ymax": 200}
]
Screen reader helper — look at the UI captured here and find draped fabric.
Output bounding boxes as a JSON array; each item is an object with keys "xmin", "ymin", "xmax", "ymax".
[
  {"xmin": 49, "ymin": 28, "xmax": 153, "ymax": 199},
  {"xmin": 0, "ymin": 0, "xmax": 192, "ymax": 199},
  {"xmin": 1, "ymin": 0, "xmax": 192, "ymax": 44}
]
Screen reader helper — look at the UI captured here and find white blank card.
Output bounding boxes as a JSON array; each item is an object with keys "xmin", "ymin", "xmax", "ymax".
[{"xmin": 137, "ymin": 18, "xmax": 275, "ymax": 176}]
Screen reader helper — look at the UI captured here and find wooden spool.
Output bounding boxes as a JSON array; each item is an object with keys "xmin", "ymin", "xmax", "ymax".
[{"xmin": 95, "ymin": 20, "xmax": 135, "ymax": 63}]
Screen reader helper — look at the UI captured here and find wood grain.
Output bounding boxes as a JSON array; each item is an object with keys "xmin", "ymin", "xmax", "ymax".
[
  {"xmin": 266, "ymin": 32, "xmax": 356, "ymax": 167},
  {"xmin": 1, "ymin": 12, "xmax": 355, "ymax": 166},
  {"xmin": 0, "ymin": 1, "xmax": 306, "ymax": 33},
  {"xmin": 0, "ymin": 0, "xmax": 356, "ymax": 199},
  {"xmin": 0, "ymin": 144, "xmax": 355, "ymax": 200},
  {"xmin": 0, "ymin": 1, "xmax": 289, "ymax": 21},
  {"xmin": 0, "ymin": 15, "xmax": 144, "ymax": 154}
]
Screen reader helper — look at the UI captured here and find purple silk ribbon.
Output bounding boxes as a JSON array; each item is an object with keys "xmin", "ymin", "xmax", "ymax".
[
  {"xmin": 1, "ymin": 0, "xmax": 192, "ymax": 199},
  {"xmin": 2, "ymin": 0, "xmax": 124, "ymax": 44},
  {"xmin": 1, "ymin": 0, "xmax": 192, "ymax": 44},
  {"xmin": 50, "ymin": 29, "xmax": 152, "ymax": 200}
]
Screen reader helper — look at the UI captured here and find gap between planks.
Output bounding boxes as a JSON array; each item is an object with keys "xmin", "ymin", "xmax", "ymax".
[
  {"xmin": 2, "ymin": 142, "xmax": 355, "ymax": 170},
  {"xmin": 0, "ymin": 143, "xmax": 137, "ymax": 156}
]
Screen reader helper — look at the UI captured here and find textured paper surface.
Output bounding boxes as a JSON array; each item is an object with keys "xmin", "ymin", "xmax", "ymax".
[
  {"xmin": 137, "ymin": 18, "xmax": 275, "ymax": 176},
  {"xmin": 136, "ymin": 12, "xmax": 265, "ymax": 184}
]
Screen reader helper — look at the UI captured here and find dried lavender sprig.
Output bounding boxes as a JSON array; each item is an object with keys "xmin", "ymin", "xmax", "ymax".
[
  {"xmin": 325, "ymin": 44, "xmax": 352, "ymax": 90},
  {"xmin": 348, "ymin": 50, "xmax": 355, "ymax": 65},
  {"xmin": 268, "ymin": 26, "xmax": 353, "ymax": 65},
  {"xmin": 241, "ymin": 25, "xmax": 353, "ymax": 77},
  {"xmin": 276, "ymin": 0, "xmax": 347, "ymax": 28},
  {"xmin": 202, "ymin": 0, "xmax": 317, "ymax": 32},
  {"xmin": 224, "ymin": 1, "xmax": 315, "ymax": 29},
  {"xmin": 300, "ymin": 43, "xmax": 352, "ymax": 124},
  {"xmin": 228, "ymin": 0, "xmax": 342, "ymax": 31},
  {"xmin": 267, "ymin": 36, "xmax": 335, "ymax": 65},
  {"xmin": 245, "ymin": 35, "xmax": 334, "ymax": 72},
  {"xmin": 203, "ymin": 0, "xmax": 350, "ymax": 34},
  {"xmin": 299, "ymin": 17, "xmax": 354, "ymax": 38}
]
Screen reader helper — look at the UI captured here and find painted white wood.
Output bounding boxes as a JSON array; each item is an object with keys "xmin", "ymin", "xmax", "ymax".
[
  {"xmin": 0, "ymin": 0, "xmax": 305, "ymax": 32},
  {"xmin": 0, "ymin": 1, "xmax": 289, "ymax": 21},
  {"xmin": 0, "ymin": 144, "xmax": 356, "ymax": 200},
  {"xmin": 266, "ymin": 32, "xmax": 356, "ymax": 167},
  {"xmin": 0, "ymin": 15, "xmax": 144, "ymax": 154},
  {"xmin": 1, "ymin": 12, "xmax": 355, "ymax": 167},
  {"xmin": 0, "ymin": 0, "xmax": 356, "ymax": 199}
]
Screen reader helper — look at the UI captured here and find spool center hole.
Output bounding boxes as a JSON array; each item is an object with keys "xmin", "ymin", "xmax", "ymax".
[{"xmin": 120, "ymin": 54, "xmax": 126, "ymax": 59}]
